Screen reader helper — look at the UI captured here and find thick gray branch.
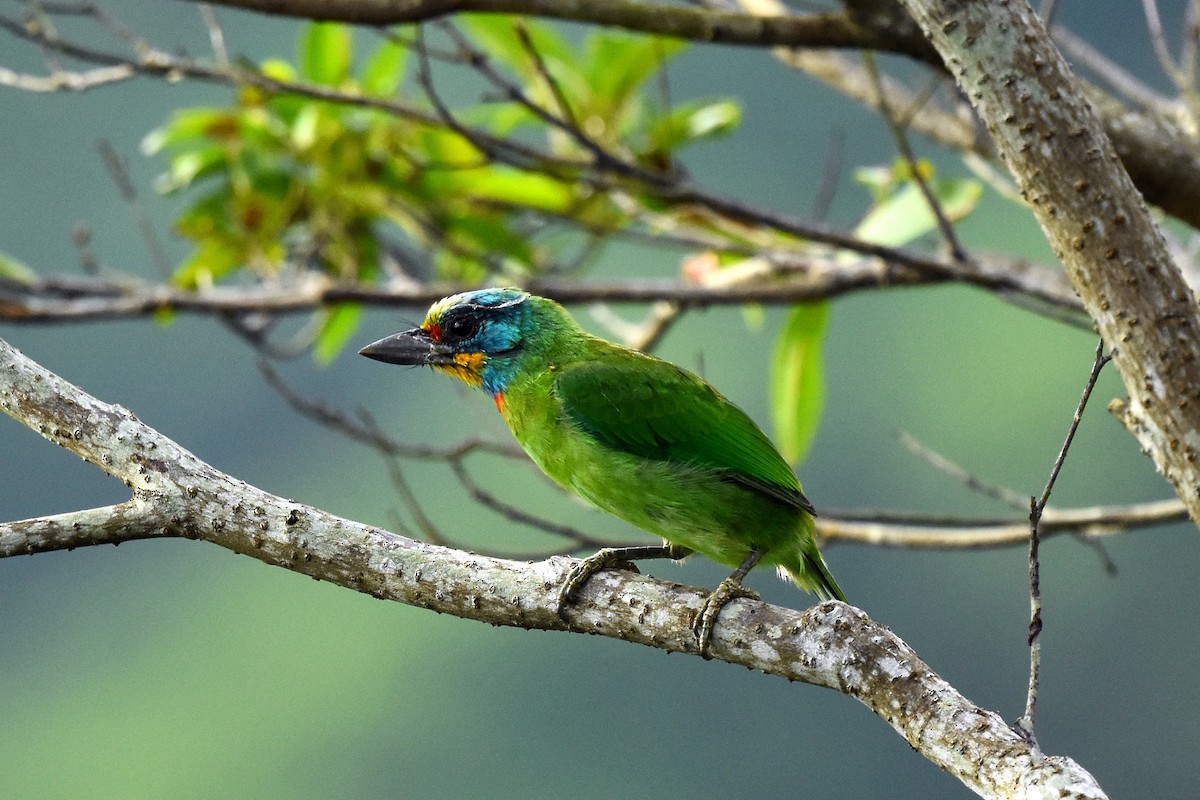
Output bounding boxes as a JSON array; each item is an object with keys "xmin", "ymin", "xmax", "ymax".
[
  {"xmin": 188, "ymin": 0, "xmax": 934, "ymax": 57},
  {"xmin": 0, "ymin": 502, "xmax": 174, "ymax": 555},
  {"xmin": 897, "ymin": 0, "xmax": 1200, "ymax": 526},
  {"xmin": 0, "ymin": 337, "xmax": 1105, "ymax": 798}
]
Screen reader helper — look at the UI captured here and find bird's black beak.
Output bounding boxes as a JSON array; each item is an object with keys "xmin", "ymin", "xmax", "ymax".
[{"xmin": 359, "ymin": 328, "xmax": 453, "ymax": 366}]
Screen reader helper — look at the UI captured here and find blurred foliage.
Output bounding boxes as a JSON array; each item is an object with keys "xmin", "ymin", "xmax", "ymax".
[
  {"xmin": 767, "ymin": 159, "xmax": 980, "ymax": 464},
  {"xmin": 0, "ymin": 250, "xmax": 37, "ymax": 284},
  {"xmin": 142, "ymin": 18, "xmax": 740, "ymax": 360},
  {"xmin": 140, "ymin": 18, "xmax": 983, "ymax": 468}
]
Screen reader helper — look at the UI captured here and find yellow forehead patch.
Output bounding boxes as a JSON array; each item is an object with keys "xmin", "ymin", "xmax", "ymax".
[
  {"xmin": 424, "ymin": 292, "xmax": 469, "ymax": 328},
  {"xmin": 433, "ymin": 351, "xmax": 487, "ymax": 387}
]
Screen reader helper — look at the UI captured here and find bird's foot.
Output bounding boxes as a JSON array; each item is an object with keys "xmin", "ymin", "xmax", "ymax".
[
  {"xmin": 557, "ymin": 543, "xmax": 690, "ymax": 620},
  {"xmin": 693, "ymin": 547, "xmax": 768, "ymax": 659},
  {"xmin": 694, "ymin": 579, "xmax": 761, "ymax": 659},
  {"xmin": 557, "ymin": 549, "xmax": 638, "ymax": 618}
]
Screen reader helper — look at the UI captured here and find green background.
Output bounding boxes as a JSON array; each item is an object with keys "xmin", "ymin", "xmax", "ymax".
[{"xmin": 1, "ymin": 2, "xmax": 1195, "ymax": 797}]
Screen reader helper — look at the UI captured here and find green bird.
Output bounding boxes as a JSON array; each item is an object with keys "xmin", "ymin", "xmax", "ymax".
[{"xmin": 360, "ymin": 288, "xmax": 845, "ymax": 655}]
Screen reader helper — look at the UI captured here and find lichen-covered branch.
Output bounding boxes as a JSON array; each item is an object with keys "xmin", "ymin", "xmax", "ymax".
[
  {"xmin": 0, "ymin": 336, "xmax": 1105, "ymax": 799},
  {"xmin": 897, "ymin": 0, "xmax": 1200, "ymax": 526}
]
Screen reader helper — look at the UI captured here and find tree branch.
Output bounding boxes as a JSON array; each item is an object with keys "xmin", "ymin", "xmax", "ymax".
[
  {"xmin": 819, "ymin": 498, "xmax": 1185, "ymax": 549},
  {"xmin": 896, "ymin": 0, "xmax": 1200, "ymax": 528},
  {"xmin": 0, "ymin": 252, "xmax": 1084, "ymax": 323},
  {"xmin": 0, "ymin": 336, "xmax": 1106, "ymax": 799},
  {"xmin": 196, "ymin": 0, "xmax": 1200, "ymax": 235},
  {"xmin": 184, "ymin": 0, "xmax": 936, "ymax": 58}
]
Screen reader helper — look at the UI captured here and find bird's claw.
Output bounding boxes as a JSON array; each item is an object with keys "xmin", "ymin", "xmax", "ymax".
[
  {"xmin": 556, "ymin": 549, "xmax": 640, "ymax": 620},
  {"xmin": 694, "ymin": 578, "xmax": 761, "ymax": 659}
]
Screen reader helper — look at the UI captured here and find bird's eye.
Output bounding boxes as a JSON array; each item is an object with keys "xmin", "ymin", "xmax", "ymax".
[{"xmin": 445, "ymin": 316, "xmax": 479, "ymax": 339}]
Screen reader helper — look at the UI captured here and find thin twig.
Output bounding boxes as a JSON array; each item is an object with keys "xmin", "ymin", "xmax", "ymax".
[
  {"xmin": 381, "ymin": 451, "xmax": 446, "ymax": 543},
  {"xmin": 818, "ymin": 497, "xmax": 1183, "ymax": 549},
  {"xmin": 810, "ymin": 127, "xmax": 845, "ymax": 223},
  {"xmin": 1053, "ymin": 27, "xmax": 1171, "ymax": 112},
  {"xmin": 257, "ymin": 359, "xmax": 521, "ymax": 460},
  {"xmin": 513, "ymin": 19, "xmax": 579, "ymax": 130},
  {"xmin": 1142, "ymin": 0, "xmax": 1186, "ymax": 89},
  {"xmin": 1015, "ymin": 338, "xmax": 1113, "ymax": 749},
  {"xmin": 197, "ymin": 3, "xmax": 230, "ymax": 66},
  {"xmin": 862, "ymin": 51, "xmax": 968, "ymax": 261},
  {"xmin": 447, "ymin": 459, "xmax": 618, "ymax": 552},
  {"xmin": 899, "ymin": 431, "xmax": 1030, "ymax": 511},
  {"xmin": 94, "ymin": 139, "xmax": 173, "ymax": 278},
  {"xmin": 0, "ymin": 255, "xmax": 1089, "ymax": 324}
]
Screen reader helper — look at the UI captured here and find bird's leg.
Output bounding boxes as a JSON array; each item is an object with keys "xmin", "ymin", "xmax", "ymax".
[
  {"xmin": 557, "ymin": 542, "xmax": 692, "ymax": 618},
  {"xmin": 694, "ymin": 546, "xmax": 768, "ymax": 659}
]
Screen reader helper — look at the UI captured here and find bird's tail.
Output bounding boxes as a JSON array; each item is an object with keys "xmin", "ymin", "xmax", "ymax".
[
  {"xmin": 805, "ymin": 551, "xmax": 847, "ymax": 603},
  {"xmin": 779, "ymin": 549, "xmax": 847, "ymax": 603}
]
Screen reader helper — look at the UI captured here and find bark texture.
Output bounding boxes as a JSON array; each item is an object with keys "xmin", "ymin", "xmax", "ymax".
[
  {"xmin": 0, "ymin": 337, "xmax": 1107, "ymax": 799},
  {"xmin": 897, "ymin": 0, "xmax": 1200, "ymax": 523}
]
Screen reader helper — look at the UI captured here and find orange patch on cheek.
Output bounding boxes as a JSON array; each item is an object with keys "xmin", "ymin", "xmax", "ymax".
[{"xmin": 432, "ymin": 352, "xmax": 487, "ymax": 387}]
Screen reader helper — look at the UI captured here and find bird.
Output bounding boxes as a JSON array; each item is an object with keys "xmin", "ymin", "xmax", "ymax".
[{"xmin": 360, "ymin": 287, "xmax": 845, "ymax": 656}]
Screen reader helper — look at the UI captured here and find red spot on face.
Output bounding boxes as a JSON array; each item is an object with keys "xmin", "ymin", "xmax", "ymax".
[{"xmin": 427, "ymin": 323, "xmax": 442, "ymax": 342}]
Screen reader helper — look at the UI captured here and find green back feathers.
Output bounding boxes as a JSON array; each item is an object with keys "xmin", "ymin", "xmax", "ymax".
[{"xmin": 553, "ymin": 348, "xmax": 816, "ymax": 515}]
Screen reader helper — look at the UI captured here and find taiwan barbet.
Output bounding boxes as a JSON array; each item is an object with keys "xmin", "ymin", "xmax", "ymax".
[{"xmin": 360, "ymin": 288, "xmax": 845, "ymax": 655}]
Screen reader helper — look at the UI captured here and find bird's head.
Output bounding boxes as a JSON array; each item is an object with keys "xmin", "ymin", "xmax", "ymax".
[{"xmin": 359, "ymin": 288, "xmax": 545, "ymax": 396}]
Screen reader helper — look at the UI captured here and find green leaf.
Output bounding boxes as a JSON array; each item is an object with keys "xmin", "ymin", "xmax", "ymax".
[
  {"xmin": 141, "ymin": 108, "xmax": 240, "ymax": 155},
  {"xmin": 854, "ymin": 166, "xmax": 982, "ymax": 247},
  {"xmin": 446, "ymin": 215, "xmax": 534, "ymax": 266},
  {"xmin": 647, "ymin": 99, "xmax": 740, "ymax": 153},
  {"xmin": 259, "ymin": 58, "xmax": 297, "ymax": 83},
  {"xmin": 300, "ymin": 22, "xmax": 352, "ymax": 86},
  {"xmin": 770, "ymin": 300, "xmax": 829, "ymax": 466},
  {"xmin": 157, "ymin": 146, "xmax": 228, "ymax": 193},
  {"xmin": 172, "ymin": 238, "xmax": 243, "ymax": 288},
  {"xmin": 584, "ymin": 34, "xmax": 685, "ymax": 106},
  {"xmin": 289, "ymin": 104, "xmax": 323, "ymax": 151},
  {"xmin": 460, "ymin": 168, "xmax": 574, "ymax": 213},
  {"xmin": 460, "ymin": 15, "xmax": 573, "ymax": 77},
  {"xmin": 314, "ymin": 302, "xmax": 363, "ymax": 363},
  {"xmin": 361, "ymin": 38, "xmax": 407, "ymax": 96},
  {"xmin": 0, "ymin": 250, "xmax": 37, "ymax": 284}
]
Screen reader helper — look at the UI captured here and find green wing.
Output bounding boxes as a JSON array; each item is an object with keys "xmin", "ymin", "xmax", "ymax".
[{"xmin": 554, "ymin": 350, "xmax": 816, "ymax": 515}]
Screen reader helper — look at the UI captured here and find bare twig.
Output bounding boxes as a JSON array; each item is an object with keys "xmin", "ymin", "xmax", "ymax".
[
  {"xmin": 0, "ymin": 62, "xmax": 134, "ymax": 90},
  {"xmin": 94, "ymin": 139, "xmax": 173, "ymax": 278},
  {"xmin": 197, "ymin": 2, "xmax": 230, "ymax": 66},
  {"xmin": 1142, "ymin": 0, "xmax": 1187, "ymax": 90},
  {"xmin": 1015, "ymin": 339, "xmax": 1113, "ymax": 748},
  {"xmin": 513, "ymin": 19, "xmax": 579, "ymax": 130},
  {"xmin": 862, "ymin": 51, "xmax": 968, "ymax": 261},
  {"xmin": 1, "ymin": 258, "xmax": 1087, "ymax": 324},
  {"xmin": 818, "ymin": 497, "xmax": 1183, "ymax": 549},
  {"xmin": 899, "ymin": 431, "xmax": 1030, "ymax": 510},
  {"xmin": 1053, "ymin": 27, "xmax": 1171, "ymax": 112},
  {"xmin": 810, "ymin": 127, "xmax": 846, "ymax": 223},
  {"xmin": 181, "ymin": 0, "xmax": 937, "ymax": 58}
]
